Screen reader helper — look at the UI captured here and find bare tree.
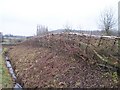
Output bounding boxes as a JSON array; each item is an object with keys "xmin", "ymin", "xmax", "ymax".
[
  {"xmin": 63, "ymin": 23, "xmax": 72, "ymax": 33},
  {"xmin": 99, "ymin": 8, "xmax": 116, "ymax": 36},
  {"xmin": 37, "ymin": 25, "xmax": 48, "ymax": 36}
]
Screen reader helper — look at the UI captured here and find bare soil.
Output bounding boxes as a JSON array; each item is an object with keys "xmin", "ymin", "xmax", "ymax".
[{"xmin": 7, "ymin": 33, "xmax": 118, "ymax": 88}]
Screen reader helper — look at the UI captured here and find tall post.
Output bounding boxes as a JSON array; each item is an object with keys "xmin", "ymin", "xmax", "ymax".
[
  {"xmin": 118, "ymin": 1, "xmax": 120, "ymax": 36},
  {"xmin": 118, "ymin": 1, "xmax": 120, "ymax": 87}
]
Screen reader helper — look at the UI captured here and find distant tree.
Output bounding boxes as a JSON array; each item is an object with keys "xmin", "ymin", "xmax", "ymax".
[
  {"xmin": 63, "ymin": 23, "xmax": 72, "ymax": 33},
  {"xmin": 37, "ymin": 25, "xmax": 48, "ymax": 36},
  {"xmin": 99, "ymin": 8, "xmax": 116, "ymax": 36}
]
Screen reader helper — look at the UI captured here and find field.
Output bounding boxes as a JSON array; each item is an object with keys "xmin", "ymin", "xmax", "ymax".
[{"xmin": 5, "ymin": 33, "xmax": 120, "ymax": 88}]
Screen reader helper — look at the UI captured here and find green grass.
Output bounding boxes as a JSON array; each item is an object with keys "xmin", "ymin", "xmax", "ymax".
[{"xmin": 0, "ymin": 49, "xmax": 13, "ymax": 88}]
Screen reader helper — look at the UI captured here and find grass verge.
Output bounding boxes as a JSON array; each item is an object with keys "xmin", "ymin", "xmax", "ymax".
[{"xmin": 0, "ymin": 48, "xmax": 13, "ymax": 88}]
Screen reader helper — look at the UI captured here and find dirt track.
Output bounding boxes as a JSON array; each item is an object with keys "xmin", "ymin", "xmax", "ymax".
[{"xmin": 8, "ymin": 34, "xmax": 118, "ymax": 88}]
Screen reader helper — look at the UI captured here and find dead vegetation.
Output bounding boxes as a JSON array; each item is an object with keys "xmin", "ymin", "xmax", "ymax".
[{"xmin": 6, "ymin": 33, "xmax": 119, "ymax": 88}]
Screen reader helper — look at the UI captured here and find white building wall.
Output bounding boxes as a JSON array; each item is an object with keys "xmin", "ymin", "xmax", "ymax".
[
  {"xmin": 0, "ymin": 32, "xmax": 3, "ymax": 43},
  {"xmin": 118, "ymin": 1, "xmax": 120, "ymax": 36}
]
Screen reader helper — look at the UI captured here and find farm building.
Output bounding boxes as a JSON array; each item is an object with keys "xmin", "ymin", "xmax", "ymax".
[{"xmin": 0, "ymin": 32, "xmax": 3, "ymax": 43}]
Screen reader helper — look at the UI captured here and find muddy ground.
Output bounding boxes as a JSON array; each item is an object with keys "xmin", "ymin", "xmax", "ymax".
[{"xmin": 7, "ymin": 33, "xmax": 118, "ymax": 88}]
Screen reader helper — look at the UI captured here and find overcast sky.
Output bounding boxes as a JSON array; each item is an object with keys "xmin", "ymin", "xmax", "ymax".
[{"xmin": 0, "ymin": 0, "xmax": 119, "ymax": 36}]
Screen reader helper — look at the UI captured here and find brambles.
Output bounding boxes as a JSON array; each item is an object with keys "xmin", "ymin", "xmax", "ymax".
[{"xmin": 2, "ymin": 48, "xmax": 8, "ymax": 55}]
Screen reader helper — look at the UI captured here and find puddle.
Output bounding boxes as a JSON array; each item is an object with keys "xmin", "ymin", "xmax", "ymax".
[
  {"xmin": 14, "ymin": 83, "xmax": 22, "ymax": 90},
  {"xmin": 6, "ymin": 61, "xmax": 12, "ymax": 68},
  {"xmin": 5, "ymin": 56, "xmax": 23, "ymax": 89}
]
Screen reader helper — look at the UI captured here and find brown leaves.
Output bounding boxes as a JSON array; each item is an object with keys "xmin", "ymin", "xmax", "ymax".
[{"xmin": 7, "ymin": 33, "xmax": 118, "ymax": 88}]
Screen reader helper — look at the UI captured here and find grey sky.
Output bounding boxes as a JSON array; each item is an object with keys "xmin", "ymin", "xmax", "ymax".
[{"xmin": 0, "ymin": 0, "xmax": 119, "ymax": 36}]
